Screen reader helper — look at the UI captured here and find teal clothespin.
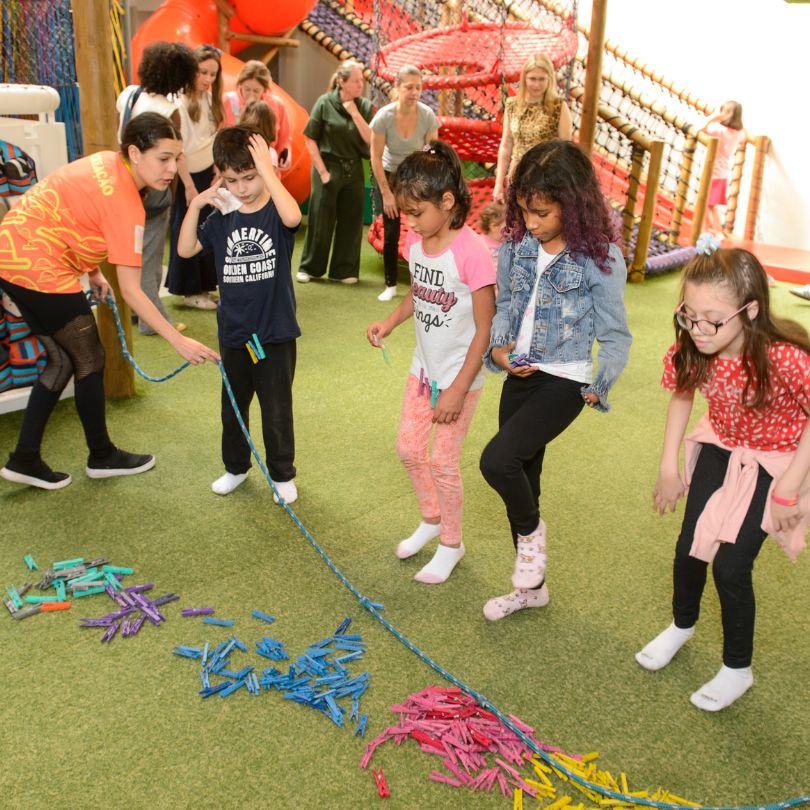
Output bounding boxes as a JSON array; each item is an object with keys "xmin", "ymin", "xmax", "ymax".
[
  {"xmin": 379, "ymin": 341, "xmax": 391, "ymax": 366},
  {"xmin": 251, "ymin": 333, "xmax": 266, "ymax": 360},
  {"xmin": 23, "ymin": 554, "xmax": 38, "ymax": 571},
  {"xmin": 430, "ymin": 380, "xmax": 439, "ymax": 408}
]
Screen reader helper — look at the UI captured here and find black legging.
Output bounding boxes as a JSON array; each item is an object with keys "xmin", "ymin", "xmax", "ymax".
[
  {"xmin": 672, "ymin": 443, "xmax": 770, "ymax": 669},
  {"xmin": 374, "ymin": 171, "xmax": 401, "ymax": 288},
  {"xmin": 480, "ymin": 371, "xmax": 585, "ymax": 544},
  {"xmin": 0, "ymin": 278, "xmax": 111, "ymax": 458}
]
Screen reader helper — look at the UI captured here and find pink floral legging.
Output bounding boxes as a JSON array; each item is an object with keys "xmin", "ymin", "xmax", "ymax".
[{"xmin": 396, "ymin": 373, "xmax": 482, "ymax": 546}]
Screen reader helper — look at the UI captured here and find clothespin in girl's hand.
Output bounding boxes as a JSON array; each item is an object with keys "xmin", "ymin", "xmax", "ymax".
[
  {"xmin": 430, "ymin": 380, "xmax": 439, "ymax": 408},
  {"xmin": 379, "ymin": 341, "xmax": 391, "ymax": 366},
  {"xmin": 371, "ymin": 767, "xmax": 390, "ymax": 798}
]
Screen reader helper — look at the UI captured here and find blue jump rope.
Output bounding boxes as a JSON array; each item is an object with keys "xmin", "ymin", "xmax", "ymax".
[{"xmin": 99, "ymin": 294, "xmax": 809, "ymax": 810}]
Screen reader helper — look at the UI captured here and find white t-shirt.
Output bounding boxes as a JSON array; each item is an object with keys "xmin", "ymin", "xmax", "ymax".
[
  {"xmin": 404, "ymin": 225, "xmax": 495, "ymax": 391},
  {"xmin": 515, "ymin": 247, "xmax": 592, "ymax": 384},
  {"xmin": 177, "ymin": 91, "xmax": 216, "ymax": 173},
  {"xmin": 115, "ymin": 85, "xmax": 178, "ymax": 143}
]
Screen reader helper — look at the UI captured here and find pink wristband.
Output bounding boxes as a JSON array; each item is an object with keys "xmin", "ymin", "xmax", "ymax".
[{"xmin": 771, "ymin": 492, "xmax": 799, "ymax": 507}]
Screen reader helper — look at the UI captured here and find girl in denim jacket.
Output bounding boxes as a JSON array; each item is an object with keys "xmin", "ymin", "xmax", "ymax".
[{"xmin": 479, "ymin": 140, "xmax": 632, "ymax": 620}]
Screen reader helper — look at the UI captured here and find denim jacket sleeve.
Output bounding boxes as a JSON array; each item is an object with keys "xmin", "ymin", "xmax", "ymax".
[
  {"xmin": 484, "ymin": 241, "xmax": 516, "ymax": 372},
  {"xmin": 581, "ymin": 244, "xmax": 633, "ymax": 412}
]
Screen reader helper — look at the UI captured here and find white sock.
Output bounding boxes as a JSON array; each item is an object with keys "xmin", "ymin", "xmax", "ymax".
[
  {"xmin": 690, "ymin": 665, "xmax": 753, "ymax": 712},
  {"xmin": 377, "ymin": 286, "xmax": 397, "ymax": 301},
  {"xmin": 396, "ymin": 521, "xmax": 441, "ymax": 559},
  {"xmin": 211, "ymin": 471, "xmax": 248, "ymax": 496},
  {"xmin": 635, "ymin": 622, "xmax": 695, "ymax": 671},
  {"xmin": 483, "ymin": 584, "xmax": 549, "ymax": 621},
  {"xmin": 413, "ymin": 543, "xmax": 464, "ymax": 584}
]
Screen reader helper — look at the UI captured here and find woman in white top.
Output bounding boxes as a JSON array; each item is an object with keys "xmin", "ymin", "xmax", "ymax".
[
  {"xmin": 166, "ymin": 44, "xmax": 224, "ymax": 310},
  {"xmin": 115, "ymin": 41, "xmax": 197, "ymax": 333},
  {"xmin": 370, "ymin": 65, "xmax": 439, "ymax": 301}
]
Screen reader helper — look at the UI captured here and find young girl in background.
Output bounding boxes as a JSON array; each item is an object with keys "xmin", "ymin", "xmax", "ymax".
[
  {"xmin": 478, "ymin": 201, "xmax": 506, "ymax": 271},
  {"xmin": 367, "ymin": 141, "xmax": 495, "ymax": 584},
  {"xmin": 637, "ymin": 243, "xmax": 810, "ymax": 712},
  {"xmin": 167, "ymin": 44, "xmax": 224, "ymax": 311},
  {"xmin": 480, "ymin": 139, "xmax": 631, "ymax": 620},
  {"xmin": 700, "ymin": 101, "xmax": 746, "ymax": 237},
  {"xmin": 241, "ymin": 101, "xmax": 279, "ymax": 168}
]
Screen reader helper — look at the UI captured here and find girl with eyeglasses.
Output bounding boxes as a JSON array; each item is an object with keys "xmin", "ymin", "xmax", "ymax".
[{"xmin": 637, "ymin": 245, "xmax": 810, "ymax": 711}]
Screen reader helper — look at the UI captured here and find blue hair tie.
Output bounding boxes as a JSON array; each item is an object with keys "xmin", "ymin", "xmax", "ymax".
[{"xmin": 695, "ymin": 232, "xmax": 721, "ymax": 256}]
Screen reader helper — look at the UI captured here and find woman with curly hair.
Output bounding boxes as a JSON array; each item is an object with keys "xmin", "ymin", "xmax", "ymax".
[
  {"xmin": 479, "ymin": 139, "xmax": 632, "ymax": 621},
  {"xmin": 166, "ymin": 43, "xmax": 224, "ymax": 310},
  {"xmin": 115, "ymin": 41, "xmax": 198, "ymax": 334}
]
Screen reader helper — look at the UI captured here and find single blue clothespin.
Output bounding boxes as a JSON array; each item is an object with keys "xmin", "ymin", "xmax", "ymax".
[
  {"xmin": 250, "ymin": 333, "xmax": 266, "ymax": 360},
  {"xmin": 379, "ymin": 341, "xmax": 391, "ymax": 366},
  {"xmin": 430, "ymin": 380, "xmax": 439, "ymax": 408},
  {"xmin": 203, "ymin": 616, "xmax": 235, "ymax": 627},
  {"xmin": 23, "ymin": 554, "xmax": 38, "ymax": 571},
  {"xmin": 251, "ymin": 610, "xmax": 276, "ymax": 624}
]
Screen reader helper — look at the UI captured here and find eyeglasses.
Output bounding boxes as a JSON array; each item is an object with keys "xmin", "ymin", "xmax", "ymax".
[{"xmin": 674, "ymin": 302, "xmax": 751, "ymax": 336}]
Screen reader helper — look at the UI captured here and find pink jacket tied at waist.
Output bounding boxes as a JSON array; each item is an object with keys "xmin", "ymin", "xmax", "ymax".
[{"xmin": 684, "ymin": 417, "xmax": 810, "ymax": 562}]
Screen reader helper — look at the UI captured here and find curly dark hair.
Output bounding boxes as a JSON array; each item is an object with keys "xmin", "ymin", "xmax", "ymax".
[
  {"xmin": 137, "ymin": 41, "xmax": 198, "ymax": 97},
  {"xmin": 391, "ymin": 140, "xmax": 470, "ymax": 230},
  {"xmin": 505, "ymin": 139, "xmax": 621, "ymax": 273},
  {"xmin": 672, "ymin": 248, "xmax": 810, "ymax": 409}
]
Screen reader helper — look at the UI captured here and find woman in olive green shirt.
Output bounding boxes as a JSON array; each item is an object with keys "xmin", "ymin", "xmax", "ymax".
[{"xmin": 297, "ymin": 60, "xmax": 374, "ymax": 284}]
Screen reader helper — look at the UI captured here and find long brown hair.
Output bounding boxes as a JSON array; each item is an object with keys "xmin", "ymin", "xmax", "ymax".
[
  {"xmin": 672, "ymin": 248, "xmax": 810, "ymax": 408},
  {"xmin": 187, "ymin": 44, "xmax": 224, "ymax": 127}
]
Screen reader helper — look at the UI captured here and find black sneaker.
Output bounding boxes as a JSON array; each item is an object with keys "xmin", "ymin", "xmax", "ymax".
[
  {"xmin": 86, "ymin": 446, "xmax": 156, "ymax": 479},
  {"xmin": 0, "ymin": 454, "xmax": 72, "ymax": 490}
]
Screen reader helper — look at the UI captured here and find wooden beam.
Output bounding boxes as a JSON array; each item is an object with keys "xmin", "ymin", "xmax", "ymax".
[
  {"xmin": 578, "ymin": 0, "xmax": 607, "ymax": 156},
  {"xmin": 228, "ymin": 32, "xmax": 299, "ymax": 47},
  {"xmin": 71, "ymin": 0, "xmax": 135, "ymax": 398}
]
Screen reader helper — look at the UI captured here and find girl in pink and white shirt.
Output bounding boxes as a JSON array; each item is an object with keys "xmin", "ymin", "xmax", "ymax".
[
  {"xmin": 637, "ymin": 244, "xmax": 810, "ymax": 712},
  {"xmin": 367, "ymin": 141, "xmax": 495, "ymax": 584}
]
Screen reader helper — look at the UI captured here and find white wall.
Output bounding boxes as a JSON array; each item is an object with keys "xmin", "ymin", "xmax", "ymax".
[{"xmin": 579, "ymin": 0, "xmax": 810, "ymax": 249}]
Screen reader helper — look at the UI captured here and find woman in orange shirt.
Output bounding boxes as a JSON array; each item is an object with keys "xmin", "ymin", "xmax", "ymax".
[{"xmin": 0, "ymin": 113, "xmax": 219, "ymax": 491}]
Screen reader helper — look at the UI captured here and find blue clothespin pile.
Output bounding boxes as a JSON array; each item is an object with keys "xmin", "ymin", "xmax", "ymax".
[{"xmin": 174, "ymin": 615, "xmax": 371, "ymax": 736}]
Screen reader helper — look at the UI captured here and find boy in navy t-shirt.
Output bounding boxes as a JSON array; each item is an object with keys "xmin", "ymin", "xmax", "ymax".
[{"xmin": 178, "ymin": 126, "xmax": 301, "ymax": 503}]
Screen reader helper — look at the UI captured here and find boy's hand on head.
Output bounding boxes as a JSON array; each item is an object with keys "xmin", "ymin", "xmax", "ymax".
[
  {"xmin": 247, "ymin": 133, "xmax": 275, "ymax": 174},
  {"xmin": 192, "ymin": 177, "xmax": 223, "ymax": 210}
]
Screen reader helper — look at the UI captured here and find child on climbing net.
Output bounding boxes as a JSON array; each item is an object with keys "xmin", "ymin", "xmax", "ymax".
[
  {"xmin": 366, "ymin": 140, "xmax": 495, "ymax": 584},
  {"xmin": 636, "ymin": 237, "xmax": 810, "ymax": 711}
]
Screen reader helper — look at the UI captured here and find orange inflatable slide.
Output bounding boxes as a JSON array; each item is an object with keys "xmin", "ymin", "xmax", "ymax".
[{"xmin": 131, "ymin": 0, "xmax": 316, "ymax": 203}]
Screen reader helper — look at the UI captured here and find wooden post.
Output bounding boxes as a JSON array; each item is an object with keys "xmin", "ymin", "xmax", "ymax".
[
  {"xmin": 671, "ymin": 134, "xmax": 696, "ymax": 244},
  {"xmin": 743, "ymin": 135, "xmax": 769, "ymax": 241},
  {"xmin": 691, "ymin": 136, "xmax": 718, "ymax": 245},
  {"xmin": 724, "ymin": 140, "xmax": 746, "ymax": 235},
  {"xmin": 621, "ymin": 143, "xmax": 644, "ymax": 255},
  {"xmin": 72, "ymin": 0, "xmax": 135, "ymax": 398},
  {"xmin": 629, "ymin": 139, "xmax": 664, "ymax": 282},
  {"xmin": 578, "ymin": 0, "xmax": 607, "ymax": 156}
]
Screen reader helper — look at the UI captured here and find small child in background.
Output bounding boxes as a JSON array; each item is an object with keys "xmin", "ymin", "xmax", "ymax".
[
  {"xmin": 637, "ymin": 242, "xmax": 810, "ymax": 711},
  {"xmin": 177, "ymin": 126, "xmax": 301, "ymax": 503},
  {"xmin": 367, "ymin": 140, "xmax": 496, "ymax": 585},
  {"xmin": 480, "ymin": 139, "xmax": 631, "ymax": 621},
  {"xmin": 478, "ymin": 201, "xmax": 506, "ymax": 270},
  {"xmin": 241, "ymin": 101, "xmax": 279, "ymax": 169},
  {"xmin": 700, "ymin": 101, "xmax": 746, "ymax": 237}
]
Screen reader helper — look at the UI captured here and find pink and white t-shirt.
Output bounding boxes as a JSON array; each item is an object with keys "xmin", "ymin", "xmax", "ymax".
[
  {"xmin": 705, "ymin": 121, "xmax": 746, "ymax": 180},
  {"xmin": 404, "ymin": 225, "xmax": 495, "ymax": 391}
]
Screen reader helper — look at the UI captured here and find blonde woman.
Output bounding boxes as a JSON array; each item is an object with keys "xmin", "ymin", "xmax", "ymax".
[{"xmin": 493, "ymin": 53, "xmax": 572, "ymax": 204}]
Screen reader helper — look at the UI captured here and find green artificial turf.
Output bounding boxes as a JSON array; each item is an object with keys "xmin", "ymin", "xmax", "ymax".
[{"xmin": 1, "ymin": 234, "xmax": 809, "ymax": 809}]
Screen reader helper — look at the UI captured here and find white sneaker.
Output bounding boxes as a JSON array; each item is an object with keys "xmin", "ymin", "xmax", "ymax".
[
  {"xmin": 339, "ymin": 277, "xmax": 358, "ymax": 285},
  {"xmin": 377, "ymin": 286, "xmax": 397, "ymax": 301},
  {"xmin": 273, "ymin": 479, "xmax": 298, "ymax": 505},
  {"xmin": 212, "ymin": 471, "xmax": 248, "ymax": 495},
  {"xmin": 296, "ymin": 271, "xmax": 311, "ymax": 283},
  {"xmin": 789, "ymin": 285, "xmax": 810, "ymax": 301},
  {"xmin": 183, "ymin": 294, "xmax": 217, "ymax": 310}
]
